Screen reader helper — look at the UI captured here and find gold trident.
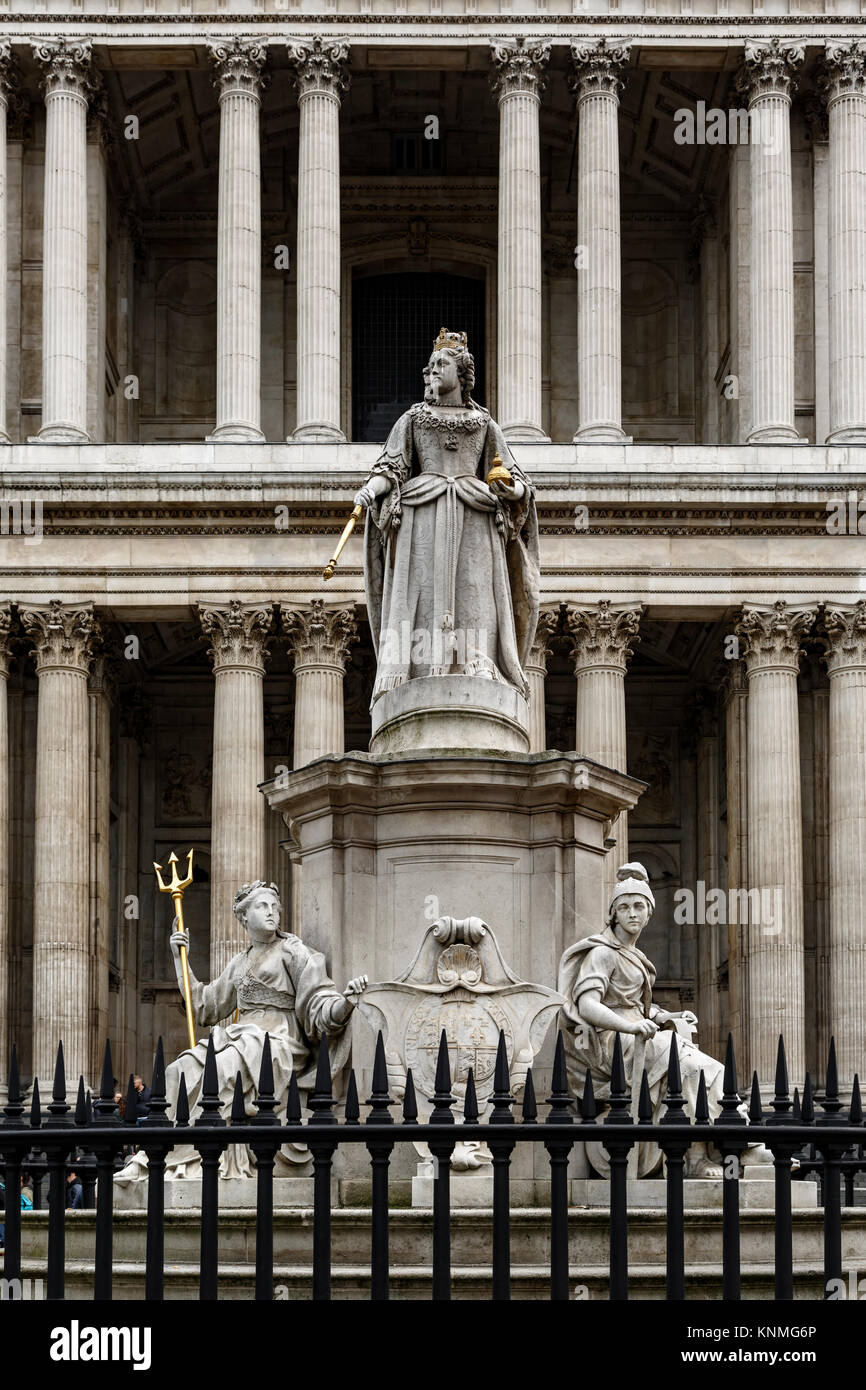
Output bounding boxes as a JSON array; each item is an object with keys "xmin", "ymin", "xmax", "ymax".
[{"xmin": 154, "ymin": 849, "xmax": 197, "ymax": 1051}]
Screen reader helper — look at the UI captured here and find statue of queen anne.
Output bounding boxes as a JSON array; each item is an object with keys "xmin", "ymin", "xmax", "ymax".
[
  {"xmin": 354, "ymin": 328, "xmax": 540, "ymax": 702},
  {"xmin": 117, "ymin": 880, "xmax": 367, "ymax": 1181}
]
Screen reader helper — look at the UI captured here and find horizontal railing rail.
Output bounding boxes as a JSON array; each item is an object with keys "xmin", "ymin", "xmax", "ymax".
[{"xmin": 1, "ymin": 1029, "xmax": 863, "ymax": 1303}]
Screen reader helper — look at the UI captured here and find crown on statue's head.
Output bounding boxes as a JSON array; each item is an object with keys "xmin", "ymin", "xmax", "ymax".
[{"xmin": 433, "ymin": 327, "xmax": 468, "ymax": 354}]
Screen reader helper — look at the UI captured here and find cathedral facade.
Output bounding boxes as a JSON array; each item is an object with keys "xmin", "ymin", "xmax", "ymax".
[{"xmin": 0, "ymin": 6, "xmax": 863, "ymax": 1102}]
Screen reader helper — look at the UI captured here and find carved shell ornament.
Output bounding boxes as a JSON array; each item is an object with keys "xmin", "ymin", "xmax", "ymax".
[{"xmin": 437, "ymin": 943, "xmax": 483, "ymax": 987}]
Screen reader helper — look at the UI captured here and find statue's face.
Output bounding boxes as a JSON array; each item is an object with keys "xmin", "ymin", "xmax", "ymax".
[
  {"xmin": 612, "ymin": 894, "xmax": 650, "ymax": 938},
  {"xmin": 243, "ymin": 888, "xmax": 281, "ymax": 940},
  {"xmin": 426, "ymin": 349, "xmax": 460, "ymax": 398}
]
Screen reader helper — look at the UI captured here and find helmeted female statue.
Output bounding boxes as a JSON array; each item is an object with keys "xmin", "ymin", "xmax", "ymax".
[
  {"xmin": 353, "ymin": 328, "xmax": 540, "ymax": 702},
  {"xmin": 559, "ymin": 863, "xmax": 773, "ymax": 1178}
]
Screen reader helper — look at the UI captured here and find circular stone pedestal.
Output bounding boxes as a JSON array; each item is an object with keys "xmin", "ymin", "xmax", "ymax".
[{"xmin": 369, "ymin": 674, "xmax": 530, "ymax": 757}]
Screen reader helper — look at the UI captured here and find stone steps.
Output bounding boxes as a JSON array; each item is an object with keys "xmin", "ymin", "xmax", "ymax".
[{"xmin": 15, "ymin": 1255, "xmax": 838, "ymax": 1301}]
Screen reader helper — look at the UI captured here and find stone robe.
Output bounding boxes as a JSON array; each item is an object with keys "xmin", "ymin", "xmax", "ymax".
[{"xmin": 364, "ymin": 399, "xmax": 539, "ymax": 702}]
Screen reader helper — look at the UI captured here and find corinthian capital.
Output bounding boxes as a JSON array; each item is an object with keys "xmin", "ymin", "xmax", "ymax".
[
  {"xmin": 568, "ymin": 39, "xmax": 631, "ymax": 102},
  {"xmin": 736, "ymin": 601, "xmax": 815, "ymax": 674},
  {"xmin": 198, "ymin": 600, "xmax": 274, "ymax": 673},
  {"xmin": 735, "ymin": 38, "xmax": 803, "ymax": 104},
  {"xmin": 490, "ymin": 38, "xmax": 551, "ymax": 102},
  {"xmin": 821, "ymin": 41, "xmax": 866, "ymax": 106},
  {"xmin": 284, "ymin": 599, "xmax": 358, "ymax": 671},
  {"xmin": 21, "ymin": 600, "xmax": 100, "ymax": 674},
  {"xmin": 208, "ymin": 36, "xmax": 269, "ymax": 100},
  {"xmin": 526, "ymin": 607, "xmax": 560, "ymax": 674},
  {"xmin": 0, "ymin": 41, "xmax": 18, "ymax": 108},
  {"xmin": 565, "ymin": 601, "xmax": 641, "ymax": 674},
  {"xmin": 822, "ymin": 601, "xmax": 866, "ymax": 675},
  {"xmin": 33, "ymin": 38, "xmax": 96, "ymax": 100},
  {"xmin": 287, "ymin": 36, "xmax": 350, "ymax": 101}
]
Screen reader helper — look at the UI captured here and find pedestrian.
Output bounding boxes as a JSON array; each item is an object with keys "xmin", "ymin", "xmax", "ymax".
[
  {"xmin": 65, "ymin": 1170, "xmax": 84, "ymax": 1210},
  {"xmin": 132, "ymin": 1074, "xmax": 152, "ymax": 1123},
  {"xmin": 20, "ymin": 1173, "xmax": 33, "ymax": 1209}
]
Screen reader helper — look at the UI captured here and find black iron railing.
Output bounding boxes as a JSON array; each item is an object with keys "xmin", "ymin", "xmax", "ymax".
[{"xmin": 1, "ymin": 1030, "xmax": 864, "ymax": 1302}]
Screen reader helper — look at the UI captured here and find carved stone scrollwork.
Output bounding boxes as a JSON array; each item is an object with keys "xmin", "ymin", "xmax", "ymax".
[
  {"xmin": 735, "ymin": 600, "xmax": 816, "ymax": 674},
  {"xmin": 735, "ymin": 37, "xmax": 804, "ymax": 104},
  {"xmin": 198, "ymin": 600, "xmax": 273, "ymax": 674},
  {"xmin": 287, "ymin": 36, "xmax": 350, "ymax": 100},
  {"xmin": 568, "ymin": 38, "xmax": 631, "ymax": 102},
  {"xmin": 565, "ymin": 601, "xmax": 641, "ymax": 675},
  {"xmin": 526, "ymin": 607, "xmax": 560, "ymax": 675},
  {"xmin": 207, "ymin": 36, "xmax": 269, "ymax": 99},
  {"xmin": 33, "ymin": 37, "xmax": 96, "ymax": 100},
  {"xmin": 283, "ymin": 598, "xmax": 358, "ymax": 673},
  {"xmin": 821, "ymin": 40, "xmax": 866, "ymax": 106},
  {"xmin": 489, "ymin": 38, "xmax": 551, "ymax": 101},
  {"xmin": 822, "ymin": 600, "xmax": 866, "ymax": 675},
  {"xmin": 20, "ymin": 600, "xmax": 101, "ymax": 675}
]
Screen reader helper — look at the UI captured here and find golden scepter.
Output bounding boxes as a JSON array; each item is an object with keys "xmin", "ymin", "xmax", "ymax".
[
  {"xmin": 154, "ymin": 848, "xmax": 197, "ymax": 1051},
  {"xmin": 322, "ymin": 503, "xmax": 363, "ymax": 581}
]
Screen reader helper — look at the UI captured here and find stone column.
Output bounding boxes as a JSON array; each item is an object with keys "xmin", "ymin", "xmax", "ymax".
[
  {"xmin": 33, "ymin": 39, "xmax": 94, "ymax": 443},
  {"xmin": 566, "ymin": 601, "xmax": 641, "ymax": 903},
  {"xmin": 116, "ymin": 691, "xmax": 148, "ymax": 1083},
  {"xmin": 0, "ymin": 607, "xmax": 12, "ymax": 1064},
  {"xmin": 736, "ymin": 601, "xmax": 815, "ymax": 1084},
  {"xmin": 490, "ymin": 39, "xmax": 550, "ymax": 441},
  {"xmin": 525, "ymin": 608, "xmax": 558, "ymax": 754},
  {"xmin": 287, "ymin": 37, "xmax": 349, "ymax": 442},
  {"xmin": 207, "ymin": 38, "xmax": 267, "ymax": 442},
  {"xmin": 0, "ymin": 46, "xmax": 16, "ymax": 445},
  {"xmin": 691, "ymin": 690, "xmax": 721, "ymax": 1061},
  {"xmin": 805, "ymin": 95, "xmax": 831, "ymax": 448},
  {"xmin": 735, "ymin": 39, "xmax": 804, "ymax": 444},
  {"xmin": 20, "ymin": 602, "xmax": 99, "ymax": 1087},
  {"xmin": 823, "ymin": 43, "xmax": 866, "ymax": 443},
  {"xmin": 284, "ymin": 599, "xmax": 358, "ymax": 767},
  {"xmin": 823, "ymin": 602, "xmax": 866, "ymax": 1087},
  {"xmin": 569, "ymin": 40, "xmax": 631, "ymax": 443},
  {"xmin": 723, "ymin": 660, "xmax": 750, "ymax": 1068},
  {"xmin": 199, "ymin": 601, "xmax": 274, "ymax": 980},
  {"xmin": 87, "ymin": 650, "xmax": 113, "ymax": 1084}
]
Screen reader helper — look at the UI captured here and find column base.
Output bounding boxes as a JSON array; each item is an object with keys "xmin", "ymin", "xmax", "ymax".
[
  {"xmin": 291, "ymin": 424, "xmax": 347, "ymax": 443},
  {"xmin": 30, "ymin": 425, "xmax": 91, "ymax": 444},
  {"xmin": 206, "ymin": 424, "xmax": 266, "ymax": 443},
  {"xmin": 501, "ymin": 423, "xmax": 551, "ymax": 443},
  {"xmin": 826, "ymin": 427, "xmax": 866, "ymax": 445},
  {"xmin": 573, "ymin": 426, "xmax": 633, "ymax": 443},
  {"xmin": 746, "ymin": 425, "xmax": 807, "ymax": 444}
]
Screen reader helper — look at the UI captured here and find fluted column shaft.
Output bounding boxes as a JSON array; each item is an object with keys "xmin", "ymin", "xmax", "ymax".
[
  {"xmin": 288, "ymin": 38, "xmax": 348, "ymax": 442},
  {"xmin": 34, "ymin": 40, "xmax": 93, "ymax": 443},
  {"xmin": 823, "ymin": 603, "xmax": 866, "ymax": 1087},
  {"xmin": 491, "ymin": 40, "xmax": 549, "ymax": 441},
  {"xmin": 737, "ymin": 602, "xmax": 814, "ymax": 1082},
  {"xmin": 21, "ymin": 602, "xmax": 99, "ymax": 1086},
  {"xmin": 736, "ymin": 40, "xmax": 803, "ymax": 444},
  {"xmin": 693, "ymin": 697, "xmax": 721, "ymax": 1061},
  {"xmin": 824, "ymin": 43, "xmax": 866, "ymax": 443},
  {"xmin": 567, "ymin": 602, "xmax": 641, "ymax": 905},
  {"xmin": 0, "ymin": 47, "xmax": 14, "ymax": 445},
  {"xmin": 723, "ymin": 661, "xmax": 750, "ymax": 1068},
  {"xmin": 199, "ymin": 602, "xmax": 273, "ymax": 979},
  {"xmin": 525, "ymin": 609, "xmax": 558, "ymax": 754},
  {"xmin": 569, "ymin": 41, "xmax": 631, "ymax": 443},
  {"xmin": 87, "ymin": 654, "xmax": 112, "ymax": 1084},
  {"xmin": 285, "ymin": 600, "xmax": 358, "ymax": 767},
  {"xmin": 208, "ymin": 39, "xmax": 267, "ymax": 442}
]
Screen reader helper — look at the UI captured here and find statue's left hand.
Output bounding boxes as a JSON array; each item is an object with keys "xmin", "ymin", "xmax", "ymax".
[
  {"xmin": 343, "ymin": 975, "xmax": 369, "ymax": 1008},
  {"xmin": 488, "ymin": 477, "xmax": 525, "ymax": 502},
  {"xmin": 679, "ymin": 1010, "xmax": 698, "ymax": 1027}
]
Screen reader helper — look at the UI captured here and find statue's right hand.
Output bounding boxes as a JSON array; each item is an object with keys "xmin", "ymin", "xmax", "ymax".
[
  {"xmin": 353, "ymin": 482, "xmax": 379, "ymax": 509},
  {"xmin": 632, "ymin": 1019, "xmax": 659, "ymax": 1040},
  {"xmin": 169, "ymin": 928, "xmax": 189, "ymax": 958}
]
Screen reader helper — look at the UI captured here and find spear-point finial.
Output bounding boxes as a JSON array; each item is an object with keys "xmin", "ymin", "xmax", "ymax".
[
  {"xmin": 344, "ymin": 1070, "xmax": 360, "ymax": 1124},
  {"xmin": 308, "ymin": 1036, "xmax": 336, "ymax": 1124},
  {"xmin": 252, "ymin": 1034, "xmax": 279, "ymax": 1126},
  {"xmin": 430, "ymin": 1030, "xmax": 455, "ymax": 1124},
  {"xmin": 365, "ymin": 1032, "xmax": 394, "ymax": 1124},
  {"xmin": 580, "ymin": 1070, "xmax": 597, "ymax": 1124},
  {"xmin": 547, "ymin": 1031, "xmax": 574, "ymax": 1125},
  {"xmin": 521, "ymin": 1068, "xmax": 538, "ymax": 1124},
  {"xmin": 175, "ymin": 1074, "xmax": 190, "ymax": 1127},
  {"xmin": 230, "ymin": 1071, "xmax": 246, "ymax": 1125},
  {"xmin": 463, "ymin": 1067, "xmax": 479, "ymax": 1124},
  {"xmin": 286, "ymin": 1070, "xmax": 302, "ymax": 1125},
  {"xmin": 489, "ymin": 1032, "xmax": 514, "ymax": 1125},
  {"xmin": 402, "ymin": 1068, "xmax": 418, "ymax": 1125}
]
